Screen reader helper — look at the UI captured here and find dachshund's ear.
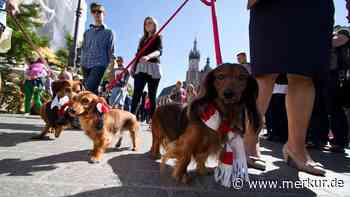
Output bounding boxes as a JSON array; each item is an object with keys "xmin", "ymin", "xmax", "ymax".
[
  {"xmin": 199, "ymin": 70, "xmax": 217, "ymax": 101},
  {"xmin": 242, "ymin": 76, "xmax": 261, "ymax": 132}
]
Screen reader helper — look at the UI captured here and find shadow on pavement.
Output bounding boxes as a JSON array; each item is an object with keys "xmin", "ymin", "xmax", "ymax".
[
  {"xmin": 64, "ymin": 152, "xmax": 316, "ymax": 197},
  {"xmin": 0, "ymin": 122, "xmax": 43, "ymax": 132},
  {"xmin": 0, "ymin": 150, "xmax": 90, "ymax": 176},
  {"xmin": 0, "ymin": 132, "xmax": 52, "ymax": 147},
  {"xmin": 260, "ymin": 139, "xmax": 350, "ymax": 174}
]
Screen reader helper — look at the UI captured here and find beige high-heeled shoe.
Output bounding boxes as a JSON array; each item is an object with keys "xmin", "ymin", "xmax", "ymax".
[{"xmin": 282, "ymin": 144, "xmax": 326, "ymax": 176}]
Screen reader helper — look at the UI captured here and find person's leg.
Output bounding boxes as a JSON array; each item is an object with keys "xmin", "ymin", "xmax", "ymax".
[
  {"xmin": 284, "ymin": 74, "xmax": 326, "ymax": 175},
  {"xmin": 147, "ymin": 77, "xmax": 160, "ymax": 118},
  {"xmin": 131, "ymin": 73, "xmax": 147, "ymax": 115},
  {"xmin": 82, "ymin": 67, "xmax": 91, "ymax": 90},
  {"xmin": 24, "ymin": 80, "xmax": 34, "ymax": 114},
  {"xmin": 33, "ymin": 86, "xmax": 43, "ymax": 111},
  {"xmin": 85, "ymin": 66, "xmax": 106, "ymax": 95},
  {"xmin": 119, "ymin": 88, "xmax": 127, "ymax": 109},
  {"xmin": 285, "ymin": 74, "xmax": 314, "ymax": 159},
  {"xmin": 330, "ymin": 99, "xmax": 349, "ymax": 150},
  {"xmin": 109, "ymin": 87, "xmax": 122, "ymax": 107},
  {"xmin": 245, "ymin": 74, "xmax": 278, "ymax": 157}
]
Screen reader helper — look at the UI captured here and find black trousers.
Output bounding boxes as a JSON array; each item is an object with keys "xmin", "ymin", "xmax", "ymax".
[
  {"xmin": 308, "ymin": 79, "xmax": 329, "ymax": 145},
  {"xmin": 327, "ymin": 71, "xmax": 349, "ymax": 147},
  {"xmin": 131, "ymin": 73, "xmax": 160, "ymax": 119},
  {"xmin": 265, "ymin": 93, "xmax": 288, "ymax": 143}
]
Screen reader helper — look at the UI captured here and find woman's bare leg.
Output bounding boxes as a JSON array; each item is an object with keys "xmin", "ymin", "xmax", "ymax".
[
  {"xmin": 285, "ymin": 74, "xmax": 314, "ymax": 162},
  {"xmin": 245, "ymin": 74, "xmax": 278, "ymax": 157}
]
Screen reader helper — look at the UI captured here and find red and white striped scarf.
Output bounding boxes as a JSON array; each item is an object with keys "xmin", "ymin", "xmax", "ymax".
[{"xmin": 200, "ymin": 103, "xmax": 249, "ymax": 187}]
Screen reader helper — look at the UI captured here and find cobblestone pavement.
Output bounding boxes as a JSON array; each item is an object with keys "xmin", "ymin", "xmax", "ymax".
[{"xmin": 0, "ymin": 114, "xmax": 349, "ymax": 197}]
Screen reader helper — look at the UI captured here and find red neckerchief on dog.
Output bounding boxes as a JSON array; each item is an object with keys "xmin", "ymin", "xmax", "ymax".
[
  {"xmin": 96, "ymin": 102, "xmax": 110, "ymax": 113},
  {"xmin": 200, "ymin": 103, "xmax": 249, "ymax": 187},
  {"xmin": 58, "ymin": 101, "xmax": 71, "ymax": 116}
]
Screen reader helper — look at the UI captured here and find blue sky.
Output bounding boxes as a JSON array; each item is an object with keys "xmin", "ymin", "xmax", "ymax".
[{"xmin": 85, "ymin": 0, "xmax": 348, "ymax": 92}]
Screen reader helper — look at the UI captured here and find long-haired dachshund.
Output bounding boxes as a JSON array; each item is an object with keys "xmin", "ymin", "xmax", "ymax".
[
  {"xmin": 33, "ymin": 80, "xmax": 82, "ymax": 139},
  {"xmin": 151, "ymin": 63, "xmax": 262, "ymax": 183},
  {"xmin": 70, "ymin": 91, "xmax": 139, "ymax": 163}
]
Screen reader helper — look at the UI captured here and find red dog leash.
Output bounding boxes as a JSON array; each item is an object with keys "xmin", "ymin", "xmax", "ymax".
[{"xmin": 107, "ymin": 0, "xmax": 191, "ymax": 91}]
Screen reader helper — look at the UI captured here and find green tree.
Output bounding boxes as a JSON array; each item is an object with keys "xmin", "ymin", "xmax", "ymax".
[
  {"xmin": 0, "ymin": 3, "xmax": 49, "ymax": 65},
  {"xmin": 55, "ymin": 33, "xmax": 73, "ymax": 67}
]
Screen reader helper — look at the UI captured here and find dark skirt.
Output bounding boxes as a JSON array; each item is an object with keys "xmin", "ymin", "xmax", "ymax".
[{"xmin": 249, "ymin": 0, "xmax": 335, "ymax": 78}]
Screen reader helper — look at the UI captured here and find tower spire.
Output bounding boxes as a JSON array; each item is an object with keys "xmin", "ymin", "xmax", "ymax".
[{"xmin": 189, "ymin": 37, "xmax": 200, "ymax": 60}]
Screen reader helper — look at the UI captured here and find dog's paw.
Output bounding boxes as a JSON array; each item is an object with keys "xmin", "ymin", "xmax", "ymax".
[
  {"xmin": 131, "ymin": 147, "xmax": 138, "ymax": 152},
  {"xmin": 89, "ymin": 157, "xmax": 101, "ymax": 164},
  {"xmin": 115, "ymin": 138, "xmax": 123, "ymax": 148}
]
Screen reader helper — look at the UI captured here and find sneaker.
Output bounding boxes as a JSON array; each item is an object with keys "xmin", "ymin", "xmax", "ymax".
[{"xmin": 23, "ymin": 113, "xmax": 30, "ymax": 117}]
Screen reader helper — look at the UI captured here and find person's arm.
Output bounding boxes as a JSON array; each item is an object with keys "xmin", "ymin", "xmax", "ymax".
[
  {"xmin": 140, "ymin": 36, "xmax": 163, "ymax": 62},
  {"xmin": 107, "ymin": 31, "xmax": 115, "ymax": 65},
  {"xmin": 123, "ymin": 71, "xmax": 130, "ymax": 88}
]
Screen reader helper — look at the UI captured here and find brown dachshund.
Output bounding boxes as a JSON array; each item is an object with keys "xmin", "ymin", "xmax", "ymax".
[
  {"xmin": 151, "ymin": 63, "xmax": 262, "ymax": 183},
  {"xmin": 33, "ymin": 80, "xmax": 83, "ymax": 139},
  {"xmin": 70, "ymin": 91, "xmax": 139, "ymax": 163}
]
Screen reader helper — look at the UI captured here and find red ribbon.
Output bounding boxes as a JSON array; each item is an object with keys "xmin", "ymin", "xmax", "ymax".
[{"xmin": 201, "ymin": 0, "xmax": 223, "ymax": 65}]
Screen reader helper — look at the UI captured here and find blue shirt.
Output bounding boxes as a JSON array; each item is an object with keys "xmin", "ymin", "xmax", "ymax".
[{"xmin": 80, "ymin": 24, "xmax": 115, "ymax": 68}]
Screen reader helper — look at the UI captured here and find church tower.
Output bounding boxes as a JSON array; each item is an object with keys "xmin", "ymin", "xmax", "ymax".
[{"xmin": 186, "ymin": 38, "xmax": 201, "ymax": 86}]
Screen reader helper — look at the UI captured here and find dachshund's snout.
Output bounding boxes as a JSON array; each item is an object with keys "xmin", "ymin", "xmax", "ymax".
[{"xmin": 223, "ymin": 89, "xmax": 235, "ymax": 99}]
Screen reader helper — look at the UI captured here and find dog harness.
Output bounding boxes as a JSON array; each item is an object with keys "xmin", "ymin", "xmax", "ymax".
[{"xmin": 200, "ymin": 103, "xmax": 249, "ymax": 188}]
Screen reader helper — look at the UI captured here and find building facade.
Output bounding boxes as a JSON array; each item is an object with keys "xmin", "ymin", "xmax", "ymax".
[{"xmin": 158, "ymin": 38, "xmax": 212, "ymax": 105}]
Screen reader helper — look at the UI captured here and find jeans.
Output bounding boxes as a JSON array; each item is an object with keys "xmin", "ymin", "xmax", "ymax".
[
  {"xmin": 82, "ymin": 66, "xmax": 106, "ymax": 95},
  {"xmin": 109, "ymin": 86, "xmax": 127, "ymax": 108},
  {"xmin": 131, "ymin": 73, "xmax": 160, "ymax": 118}
]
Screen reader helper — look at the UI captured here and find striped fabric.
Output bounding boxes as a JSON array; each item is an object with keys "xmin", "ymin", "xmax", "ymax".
[
  {"xmin": 135, "ymin": 62, "xmax": 162, "ymax": 79},
  {"xmin": 200, "ymin": 103, "xmax": 249, "ymax": 187}
]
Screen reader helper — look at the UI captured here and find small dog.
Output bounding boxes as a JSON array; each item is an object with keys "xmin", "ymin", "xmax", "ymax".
[
  {"xmin": 151, "ymin": 63, "xmax": 262, "ymax": 183},
  {"xmin": 33, "ymin": 80, "xmax": 82, "ymax": 139},
  {"xmin": 70, "ymin": 91, "xmax": 139, "ymax": 163}
]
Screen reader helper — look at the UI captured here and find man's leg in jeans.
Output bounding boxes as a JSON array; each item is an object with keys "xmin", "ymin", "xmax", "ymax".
[
  {"xmin": 85, "ymin": 66, "xmax": 106, "ymax": 95},
  {"xmin": 82, "ymin": 67, "xmax": 91, "ymax": 90}
]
